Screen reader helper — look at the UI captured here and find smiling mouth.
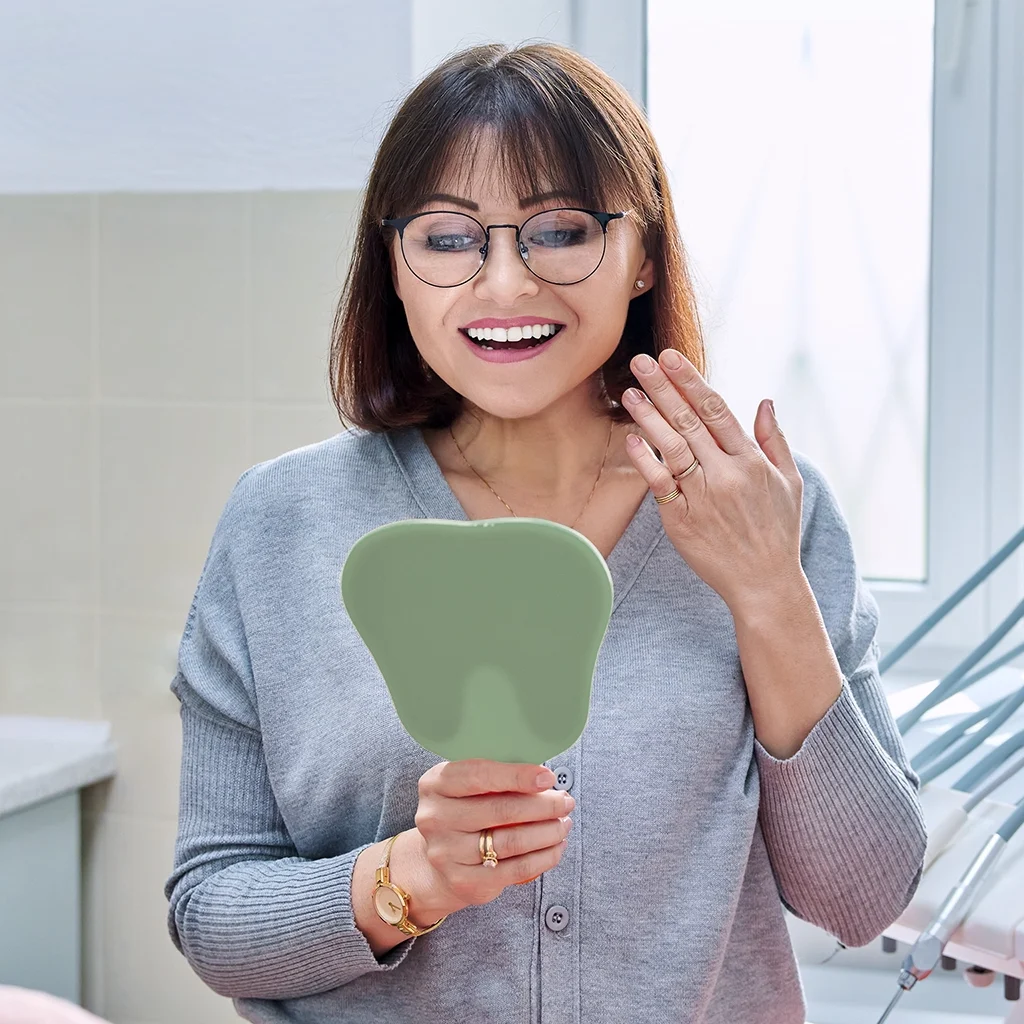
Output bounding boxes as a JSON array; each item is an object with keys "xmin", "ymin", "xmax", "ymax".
[{"xmin": 460, "ymin": 324, "xmax": 565, "ymax": 350}]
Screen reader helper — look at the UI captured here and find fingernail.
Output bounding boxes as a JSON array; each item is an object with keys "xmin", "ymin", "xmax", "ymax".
[
  {"xmin": 536, "ymin": 770, "xmax": 555, "ymax": 789},
  {"xmin": 661, "ymin": 349, "xmax": 683, "ymax": 369},
  {"xmin": 769, "ymin": 399, "xmax": 777, "ymax": 418},
  {"xmin": 563, "ymin": 794, "xmax": 576, "ymax": 813}
]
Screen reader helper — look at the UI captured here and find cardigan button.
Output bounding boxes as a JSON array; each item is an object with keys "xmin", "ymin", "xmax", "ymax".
[
  {"xmin": 545, "ymin": 905, "xmax": 570, "ymax": 932},
  {"xmin": 552, "ymin": 767, "xmax": 574, "ymax": 792}
]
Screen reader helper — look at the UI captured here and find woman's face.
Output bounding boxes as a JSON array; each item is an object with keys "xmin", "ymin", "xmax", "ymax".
[{"xmin": 388, "ymin": 133, "xmax": 655, "ymax": 420}]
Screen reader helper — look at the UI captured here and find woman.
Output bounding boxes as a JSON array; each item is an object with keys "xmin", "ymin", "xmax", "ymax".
[{"xmin": 165, "ymin": 42, "xmax": 927, "ymax": 1024}]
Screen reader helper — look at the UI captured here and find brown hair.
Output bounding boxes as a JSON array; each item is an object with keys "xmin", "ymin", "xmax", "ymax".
[{"xmin": 328, "ymin": 41, "xmax": 705, "ymax": 432}]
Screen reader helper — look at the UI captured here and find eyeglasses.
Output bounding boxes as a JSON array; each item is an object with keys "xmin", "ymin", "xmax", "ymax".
[{"xmin": 380, "ymin": 207, "xmax": 627, "ymax": 288}]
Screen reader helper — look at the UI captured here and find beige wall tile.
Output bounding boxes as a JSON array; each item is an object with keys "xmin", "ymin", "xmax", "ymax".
[
  {"xmin": 0, "ymin": 196, "xmax": 93, "ymax": 400},
  {"xmin": 0, "ymin": 608, "xmax": 100, "ymax": 718},
  {"xmin": 98, "ymin": 405, "xmax": 248, "ymax": 616},
  {"xmin": 250, "ymin": 190, "xmax": 361, "ymax": 404},
  {"xmin": 97, "ymin": 194, "xmax": 249, "ymax": 402},
  {"xmin": 91, "ymin": 813, "xmax": 239, "ymax": 1024},
  {"xmin": 11, "ymin": 186, "xmax": 382, "ymax": 1024},
  {"xmin": 96, "ymin": 611, "xmax": 185, "ymax": 821},
  {"xmin": 250, "ymin": 404, "xmax": 346, "ymax": 466},
  {"xmin": 0, "ymin": 404, "xmax": 96, "ymax": 605}
]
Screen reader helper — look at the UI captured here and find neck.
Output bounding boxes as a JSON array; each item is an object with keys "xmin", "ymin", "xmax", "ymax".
[{"xmin": 440, "ymin": 393, "xmax": 633, "ymax": 506}]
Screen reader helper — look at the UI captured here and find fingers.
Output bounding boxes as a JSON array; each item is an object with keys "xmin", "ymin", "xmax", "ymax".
[
  {"xmin": 456, "ymin": 814, "xmax": 573, "ymax": 867},
  {"xmin": 421, "ymin": 787, "xmax": 571, "ymax": 838},
  {"xmin": 439, "ymin": 828, "xmax": 571, "ymax": 901},
  {"xmin": 425, "ymin": 759, "xmax": 554, "ymax": 799},
  {"xmin": 629, "ymin": 350, "xmax": 755, "ymax": 459},
  {"xmin": 626, "ymin": 433, "xmax": 697, "ymax": 508},
  {"xmin": 622, "ymin": 381, "xmax": 721, "ymax": 471},
  {"xmin": 754, "ymin": 398, "xmax": 800, "ymax": 482},
  {"xmin": 418, "ymin": 759, "xmax": 570, "ymax": 841},
  {"xmin": 415, "ymin": 759, "xmax": 574, "ymax": 906}
]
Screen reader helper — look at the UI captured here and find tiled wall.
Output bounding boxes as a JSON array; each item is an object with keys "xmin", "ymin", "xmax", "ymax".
[{"xmin": 0, "ymin": 189, "xmax": 362, "ymax": 1023}]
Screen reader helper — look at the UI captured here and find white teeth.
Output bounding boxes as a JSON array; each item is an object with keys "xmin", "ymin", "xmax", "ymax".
[{"xmin": 467, "ymin": 323, "xmax": 561, "ymax": 343}]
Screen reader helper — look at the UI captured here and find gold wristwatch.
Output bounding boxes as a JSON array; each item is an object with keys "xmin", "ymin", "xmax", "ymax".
[{"xmin": 372, "ymin": 833, "xmax": 449, "ymax": 937}]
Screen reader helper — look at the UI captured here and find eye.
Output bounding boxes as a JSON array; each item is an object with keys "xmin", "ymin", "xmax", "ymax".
[
  {"xmin": 522, "ymin": 209, "xmax": 596, "ymax": 248},
  {"xmin": 525, "ymin": 227, "xmax": 586, "ymax": 248},
  {"xmin": 425, "ymin": 233, "xmax": 476, "ymax": 251}
]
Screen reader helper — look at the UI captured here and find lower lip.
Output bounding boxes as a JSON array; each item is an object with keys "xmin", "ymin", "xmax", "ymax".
[{"xmin": 461, "ymin": 328, "xmax": 561, "ymax": 363}]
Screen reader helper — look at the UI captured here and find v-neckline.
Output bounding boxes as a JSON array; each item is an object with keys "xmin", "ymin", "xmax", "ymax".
[{"xmin": 383, "ymin": 425, "xmax": 665, "ymax": 615}]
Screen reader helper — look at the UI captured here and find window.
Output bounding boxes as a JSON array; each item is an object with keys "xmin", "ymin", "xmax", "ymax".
[
  {"xmin": 579, "ymin": 0, "xmax": 1023, "ymax": 666},
  {"xmin": 648, "ymin": 0, "xmax": 933, "ymax": 584}
]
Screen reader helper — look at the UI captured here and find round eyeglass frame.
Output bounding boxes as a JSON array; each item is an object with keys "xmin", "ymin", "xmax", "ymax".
[{"xmin": 380, "ymin": 207, "xmax": 627, "ymax": 288}]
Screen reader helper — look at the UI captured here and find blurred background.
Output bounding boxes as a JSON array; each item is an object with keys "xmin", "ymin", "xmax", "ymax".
[{"xmin": 1, "ymin": 1, "xmax": 1023, "ymax": 1022}]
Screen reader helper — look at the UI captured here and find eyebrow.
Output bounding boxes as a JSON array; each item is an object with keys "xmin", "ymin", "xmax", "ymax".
[{"xmin": 416, "ymin": 190, "xmax": 577, "ymax": 211}]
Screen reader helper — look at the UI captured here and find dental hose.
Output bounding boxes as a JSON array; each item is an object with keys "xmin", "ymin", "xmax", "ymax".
[
  {"xmin": 873, "ymin": 795, "xmax": 1024, "ymax": 1023},
  {"xmin": 914, "ymin": 688, "xmax": 1024, "ymax": 786},
  {"xmin": 879, "ymin": 524, "xmax": 1024, "ymax": 677},
  {"xmin": 865, "ymin": 523, "xmax": 1024, "ymax": 1020},
  {"xmin": 872, "ymin": 714, "xmax": 1024, "ymax": 1021},
  {"xmin": 960, "ymin": 746, "xmax": 1024, "ymax": 811}
]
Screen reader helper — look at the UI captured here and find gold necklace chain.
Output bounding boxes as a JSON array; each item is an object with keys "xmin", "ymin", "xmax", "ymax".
[{"xmin": 448, "ymin": 417, "xmax": 614, "ymax": 529}]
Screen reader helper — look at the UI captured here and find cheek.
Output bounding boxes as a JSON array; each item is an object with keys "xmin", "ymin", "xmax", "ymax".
[
  {"xmin": 605, "ymin": 249, "xmax": 636, "ymax": 286},
  {"xmin": 572, "ymin": 283, "xmax": 630, "ymax": 338},
  {"xmin": 400, "ymin": 290, "xmax": 457, "ymax": 344}
]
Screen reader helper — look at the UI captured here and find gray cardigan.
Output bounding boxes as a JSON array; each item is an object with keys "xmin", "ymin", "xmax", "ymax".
[{"xmin": 164, "ymin": 424, "xmax": 927, "ymax": 1024}]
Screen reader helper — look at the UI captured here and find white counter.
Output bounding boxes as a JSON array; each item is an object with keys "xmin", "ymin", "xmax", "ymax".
[
  {"xmin": 0, "ymin": 716, "xmax": 117, "ymax": 818},
  {"xmin": 0, "ymin": 715, "xmax": 118, "ymax": 1003}
]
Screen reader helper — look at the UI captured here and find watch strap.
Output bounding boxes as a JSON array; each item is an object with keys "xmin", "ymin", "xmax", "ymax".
[{"xmin": 373, "ymin": 832, "xmax": 449, "ymax": 936}]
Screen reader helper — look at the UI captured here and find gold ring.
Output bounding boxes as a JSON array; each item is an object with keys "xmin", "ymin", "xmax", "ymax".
[
  {"xmin": 675, "ymin": 456, "xmax": 700, "ymax": 480},
  {"xmin": 479, "ymin": 829, "xmax": 499, "ymax": 868},
  {"xmin": 654, "ymin": 486, "xmax": 681, "ymax": 504}
]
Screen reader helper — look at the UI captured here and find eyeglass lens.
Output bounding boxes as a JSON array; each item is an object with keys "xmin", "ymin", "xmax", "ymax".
[{"xmin": 400, "ymin": 209, "xmax": 608, "ymax": 287}]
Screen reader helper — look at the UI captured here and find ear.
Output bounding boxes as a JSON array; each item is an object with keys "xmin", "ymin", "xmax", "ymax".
[{"xmin": 634, "ymin": 253, "xmax": 655, "ymax": 293}]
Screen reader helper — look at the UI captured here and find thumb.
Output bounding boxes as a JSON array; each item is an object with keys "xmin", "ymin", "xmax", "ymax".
[{"xmin": 754, "ymin": 400, "xmax": 798, "ymax": 479}]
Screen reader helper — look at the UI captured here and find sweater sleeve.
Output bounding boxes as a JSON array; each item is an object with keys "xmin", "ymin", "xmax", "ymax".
[
  {"xmin": 752, "ymin": 453, "xmax": 928, "ymax": 948},
  {"xmin": 164, "ymin": 473, "xmax": 419, "ymax": 999}
]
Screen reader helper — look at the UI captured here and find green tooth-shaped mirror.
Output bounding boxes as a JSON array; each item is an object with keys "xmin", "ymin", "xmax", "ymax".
[{"xmin": 340, "ymin": 518, "xmax": 614, "ymax": 764}]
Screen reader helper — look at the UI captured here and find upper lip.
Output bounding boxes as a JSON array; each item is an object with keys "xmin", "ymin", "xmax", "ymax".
[{"xmin": 460, "ymin": 316, "xmax": 566, "ymax": 330}]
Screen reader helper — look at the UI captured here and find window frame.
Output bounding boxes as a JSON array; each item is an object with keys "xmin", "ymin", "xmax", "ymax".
[{"xmin": 578, "ymin": 0, "xmax": 1024, "ymax": 673}]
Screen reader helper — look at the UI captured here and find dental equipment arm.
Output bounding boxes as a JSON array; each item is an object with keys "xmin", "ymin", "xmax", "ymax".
[
  {"xmin": 874, "ymin": 798, "xmax": 1024, "ymax": 1023},
  {"xmin": 879, "ymin": 524, "xmax": 1024, "ymax": 676}
]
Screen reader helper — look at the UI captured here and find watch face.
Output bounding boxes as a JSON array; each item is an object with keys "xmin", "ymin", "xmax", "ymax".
[{"xmin": 374, "ymin": 884, "xmax": 406, "ymax": 925}]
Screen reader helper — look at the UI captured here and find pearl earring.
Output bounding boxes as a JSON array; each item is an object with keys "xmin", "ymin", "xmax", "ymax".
[{"xmin": 635, "ymin": 280, "xmax": 645, "ymax": 289}]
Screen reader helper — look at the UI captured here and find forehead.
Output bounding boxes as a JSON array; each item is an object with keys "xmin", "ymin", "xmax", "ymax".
[{"xmin": 433, "ymin": 133, "xmax": 555, "ymax": 207}]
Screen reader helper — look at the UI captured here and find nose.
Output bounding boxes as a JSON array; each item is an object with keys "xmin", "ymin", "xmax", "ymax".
[{"xmin": 472, "ymin": 226, "xmax": 539, "ymax": 304}]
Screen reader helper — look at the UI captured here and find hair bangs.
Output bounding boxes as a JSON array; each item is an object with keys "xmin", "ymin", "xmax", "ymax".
[
  {"xmin": 431, "ymin": 120, "xmax": 627, "ymax": 217},
  {"xmin": 393, "ymin": 56, "xmax": 638, "ymax": 217}
]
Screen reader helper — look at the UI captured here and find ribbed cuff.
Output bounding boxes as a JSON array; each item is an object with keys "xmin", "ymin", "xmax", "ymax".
[
  {"xmin": 753, "ymin": 678, "xmax": 927, "ymax": 946},
  {"xmin": 169, "ymin": 703, "xmax": 419, "ymax": 998}
]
